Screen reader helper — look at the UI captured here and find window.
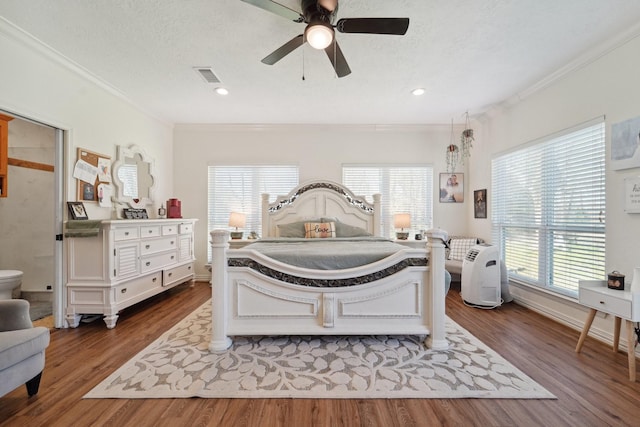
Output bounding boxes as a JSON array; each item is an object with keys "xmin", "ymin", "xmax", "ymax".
[
  {"xmin": 343, "ymin": 165, "xmax": 433, "ymax": 238},
  {"xmin": 207, "ymin": 165, "xmax": 298, "ymax": 260},
  {"xmin": 491, "ymin": 119, "xmax": 605, "ymax": 297}
]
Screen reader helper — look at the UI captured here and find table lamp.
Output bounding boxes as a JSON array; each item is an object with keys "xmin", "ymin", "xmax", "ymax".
[{"xmin": 229, "ymin": 212, "xmax": 246, "ymax": 239}]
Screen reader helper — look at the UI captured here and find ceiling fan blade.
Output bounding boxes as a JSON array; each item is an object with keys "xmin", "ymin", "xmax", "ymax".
[
  {"xmin": 241, "ymin": 0, "xmax": 303, "ymax": 22},
  {"xmin": 261, "ymin": 35, "xmax": 305, "ymax": 65},
  {"xmin": 336, "ymin": 18, "xmax": 410, "ymax": 35},
  {"xmin": 324, "ymin": 41, "xmax": 351, "ymax": 78}
]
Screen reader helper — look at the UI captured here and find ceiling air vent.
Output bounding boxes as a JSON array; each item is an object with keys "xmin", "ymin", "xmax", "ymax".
[{"xmin": 194, "ymin": 67, "xmax": 221, "ymax": 84}]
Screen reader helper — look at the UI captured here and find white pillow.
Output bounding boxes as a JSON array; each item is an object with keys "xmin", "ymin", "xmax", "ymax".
[{"xmin": 448, "ymin": 238, "xmax": 477, "ymax": 261}]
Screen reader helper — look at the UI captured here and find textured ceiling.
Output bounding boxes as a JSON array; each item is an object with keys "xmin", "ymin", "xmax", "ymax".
[{"xmin": 1, "ymin": 0, "xmax": 640, "ymax": 125}]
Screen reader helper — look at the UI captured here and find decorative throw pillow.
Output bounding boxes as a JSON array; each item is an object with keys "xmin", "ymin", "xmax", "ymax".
[
  {"xmin": 448, "ymin": 238, "xmax": 477, "ymax": 261},
  {"xmin": 321, "ymin": 217, "xmax": 372, "ymax": 237},
  {"xmin": 277, "ymin": 219, "xmax": 322, "ymax": 237},
  {"xmin": 304, "ymin": 222, "xmax": 336, "ymax": 238}
]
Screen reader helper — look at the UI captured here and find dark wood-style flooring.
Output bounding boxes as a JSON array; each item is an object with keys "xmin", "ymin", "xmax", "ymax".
[{"xmin": 1, "ymin": 281, "xmax": 639, "ymax": 426}]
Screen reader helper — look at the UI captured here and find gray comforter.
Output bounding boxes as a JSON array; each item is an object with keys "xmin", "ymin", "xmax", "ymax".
[{"xmin": 240, "ymin": 237, "xmax": 421, "ymax": 270}]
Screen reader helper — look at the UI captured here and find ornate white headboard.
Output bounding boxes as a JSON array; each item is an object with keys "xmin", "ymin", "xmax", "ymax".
[{"xmin": 261, "ymin": 180, "xmax": 381, "ymax": 237}]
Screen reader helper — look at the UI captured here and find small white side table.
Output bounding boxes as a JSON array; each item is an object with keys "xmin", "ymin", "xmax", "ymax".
[
  {"xmin": 394, "ymin": 239, "xmax": 427, "ymax": 249},
  {"xmin": 575, "ymin": 280, "xmax": 639, "ymax": 381},
  {"xmin": 228, "ymin": 239, "xmax": 255, "ymax": 249}
]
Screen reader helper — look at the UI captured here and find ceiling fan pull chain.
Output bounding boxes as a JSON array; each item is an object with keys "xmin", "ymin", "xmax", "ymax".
[{"xmin": 302, "ymin": 34, "xmax": 306, "ymax": 80}]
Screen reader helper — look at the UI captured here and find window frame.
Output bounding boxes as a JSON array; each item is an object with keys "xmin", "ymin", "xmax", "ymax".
[
  {"xmin": 342, "ymin": 164, "xmax": 434, "ymax": 239},
  {"xmin": 491, "ymin": 118, "xmax": 606, "ymax": 298}
]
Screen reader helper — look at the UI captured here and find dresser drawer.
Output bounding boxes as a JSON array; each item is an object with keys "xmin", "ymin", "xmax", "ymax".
[
  {"xmin": 114, "ymin": 227, "xmax": 139, "ymax": 241},
  {"xmin": 579, "ymin": 287, "xmax": 632, "ymax": 318},
  {"xmin": 141, "ymin": 251, "xmax": 178, "ymax": 273},
  {"xmin": 140, "ymin": 225, "xmax": 161, "ymax": 238},
  {"xmin": 140, "ymin": 236, "xmax": 177, "ymax": 256},
  {"xmin": 162, "ymin": 224, "xmax": 178, "ymax": 235},
  {"xmin": 114, "ymin": 272, "xmax": 162, "ymax": 303},
  {"xmin": 179, "ymin": 223, "xmax": 193, "ymax": 234},
  {"xmin": 163, "ymin": 262, "xmax": 194, "ymax": 287}
]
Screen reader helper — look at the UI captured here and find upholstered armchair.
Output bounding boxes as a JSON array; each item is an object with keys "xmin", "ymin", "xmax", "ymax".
[{"xmin": 0, "ymin": 299, "xmax": 50, "ymax": 397}]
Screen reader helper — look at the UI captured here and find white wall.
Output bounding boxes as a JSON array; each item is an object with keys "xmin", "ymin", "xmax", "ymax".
[
  {"xmin": 472, "ymin": 32, "xmax": 640, "ymax": 352},
  {"xmin": 173, "ymin": 124, "xmax": 471, "ymax": 277},
  {"xmin": 0, "ymin": 21, "xmax": 174, "ymax": 299},
  {"xmin": 0, "ymin": 20, "xmax": 174, "ymax": 220}
]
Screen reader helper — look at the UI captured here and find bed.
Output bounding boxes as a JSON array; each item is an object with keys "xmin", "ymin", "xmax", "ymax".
[{"xmin": 209, "ymin": 180, "xmax": 449, "ymax": 351}]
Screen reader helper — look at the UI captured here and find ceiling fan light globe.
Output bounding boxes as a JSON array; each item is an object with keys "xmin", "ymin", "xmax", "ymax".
[{"xmin": 306, "ymin": 24, "xmax": 334, "ymax": 49}]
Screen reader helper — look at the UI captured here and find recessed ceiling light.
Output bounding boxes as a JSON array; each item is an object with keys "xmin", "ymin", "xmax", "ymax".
[
  {"xmin": 215, "ymin": 87, "xmax": 229, "ymax": 95},
  {"xmin": 412, "ymin": 88, "xmax": 425, "ymax": 96}
]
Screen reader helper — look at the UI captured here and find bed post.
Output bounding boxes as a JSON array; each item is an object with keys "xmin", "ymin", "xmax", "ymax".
[
  {"xmin": 209, "ymin": 230, "xmax": 232, "ymax": 351},
  {"xmin": 372, "ymin": 193, "xmax": 381, "ymax": 236},
  {"xmin": 425, "ymin": 229, "xmax": 449, "ymax": 350},
  {"xmin": 261, "ymin": 193, "xmax": 270, "ymax": 237}
]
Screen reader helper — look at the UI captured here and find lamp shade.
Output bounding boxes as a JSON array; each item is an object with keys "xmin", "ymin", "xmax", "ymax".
[
  {"xmin": 305, "ymin": 23, "xmax": 334, "ymax": 50},
  {"xmin": 228, "ymin": 212, "xmax": 246, "ymax": 229},
  {"xmin": 393, "ymin": 213, "xmax": 411, "ymax": 229}
]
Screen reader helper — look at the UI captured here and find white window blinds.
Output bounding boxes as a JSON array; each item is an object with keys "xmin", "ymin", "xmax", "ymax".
[
  {"xmin": 207, "ymin": 165, "xmax": 298, "ymax": 259},
  {"xmin": 491, "ymin": 119, "xmax": 606, "ymax": 296},
  {"xmin": 343, "ymin": 165, "xmax": 433, "ymax": 238}
]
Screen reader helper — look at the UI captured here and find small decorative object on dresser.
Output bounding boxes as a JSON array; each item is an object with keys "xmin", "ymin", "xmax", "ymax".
[
  {"xmin": 123, "ymin": 208, "xmax": 148, "ymax": 219},
  {"xmin": 67, "ymin": 202, "xmax": 88, "ymax": 220}
]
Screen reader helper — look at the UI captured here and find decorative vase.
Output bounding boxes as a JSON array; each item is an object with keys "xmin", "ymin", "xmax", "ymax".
[{"xmin": 631, "ymin": 267, "xmax": 640, "ymax": 293}]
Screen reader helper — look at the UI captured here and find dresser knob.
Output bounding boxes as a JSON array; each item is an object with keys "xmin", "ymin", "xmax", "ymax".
[
  {"xmin": 171, "ymin": 241, "xmax": 175, "ymax": 245},
  {"xmin": 149, "ymin": 230, "xmax": 153, "ymax": 233},
  {"xmin": 124, "ymin": 232, "xmax": 129, "ymax": 236},
  {"xmin": 168, "ymin": 272, "xmax": 173, "ymax": 277},
  {"xmin": 121, "ymin": 288, "xmax": 127, "ymax": 294},
  {"xmin": 145, "ymin": 244, "xmax": 150, "ymax": 249},
  {"xmin": 152, "ymin": 277, "xmax": 157, "ymax": 282},
  {"xmin": 599, "ymin": 301, "xmax": 605, "ymax": 304},
  {"xmin": 146, "ymin": 261, "xmax": 151, "ymax": 266}
]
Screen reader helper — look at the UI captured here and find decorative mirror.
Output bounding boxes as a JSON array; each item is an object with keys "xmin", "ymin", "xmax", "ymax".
[{"xmin": 112, "ymin": 144, "xmax": 155, "ymax": 210}]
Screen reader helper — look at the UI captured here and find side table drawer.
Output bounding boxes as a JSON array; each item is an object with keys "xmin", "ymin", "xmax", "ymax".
[{"xmin": 580, "ymin": 287, "xmax": 632, "ymax": 318}]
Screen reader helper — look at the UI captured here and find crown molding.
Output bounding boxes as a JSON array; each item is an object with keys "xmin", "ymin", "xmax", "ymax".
[
  {"xmin": 500, "ymin": 21, "xmax": 640, "ymax": 109},
  {"xmin": 0, "ymin": 17, "xmax": 170, "ymax": 127}
]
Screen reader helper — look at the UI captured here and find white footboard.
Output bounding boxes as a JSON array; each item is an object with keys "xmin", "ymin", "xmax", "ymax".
[{"xmin": 209, "ymin": 230, "xmax": 449, "ymax": 352}]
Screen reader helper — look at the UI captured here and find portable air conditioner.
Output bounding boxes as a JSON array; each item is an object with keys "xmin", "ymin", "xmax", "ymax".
[{"xmin": 461, "ymin": 244, "xmax": 501, "ymax": 308}]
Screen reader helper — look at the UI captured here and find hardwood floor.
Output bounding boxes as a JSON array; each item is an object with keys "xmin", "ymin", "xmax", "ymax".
[{"xmin": 1, "ymin": 281, "xmax": 638, "ymax": 427}]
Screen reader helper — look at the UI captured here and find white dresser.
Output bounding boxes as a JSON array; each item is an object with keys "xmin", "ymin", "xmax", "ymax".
[{"xmin": 65, "ymin": 219, "xmax": 197, "ymax": 328}]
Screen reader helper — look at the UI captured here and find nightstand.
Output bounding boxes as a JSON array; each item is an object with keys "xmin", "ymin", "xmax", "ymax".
[
  {"xmin": 228, "ymin": 239, "xmax": 255, "ymax": 249},
  {"xmin": 394, "ymin": 239, "xmax": 427, "ymax": 249},
  {"xmin": 575, "ymin": 280, "xmax": 640, "ymax": 381}
]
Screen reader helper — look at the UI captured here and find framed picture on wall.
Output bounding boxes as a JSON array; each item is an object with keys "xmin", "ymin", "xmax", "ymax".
[
  {"xmin": 439, "ymin": 173, "xmax": 464, "ymax": 203},
  {"xmin": 474, "ymin": 189, "xmax": 487, "ymax": 218}
]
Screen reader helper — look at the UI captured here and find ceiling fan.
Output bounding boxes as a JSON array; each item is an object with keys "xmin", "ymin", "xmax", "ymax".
[{"xmin": 241, "ymin": 0, "xmax": 410, "ymax": 78}]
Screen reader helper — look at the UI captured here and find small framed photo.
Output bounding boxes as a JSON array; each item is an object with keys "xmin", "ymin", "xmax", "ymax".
[
  {"xmin": 474, "ymin": 189, "xmax": 487, "ymax": 218},
  {"xmin": 67, "ymin": 202, "xmax": 88, "ymax": 220}
]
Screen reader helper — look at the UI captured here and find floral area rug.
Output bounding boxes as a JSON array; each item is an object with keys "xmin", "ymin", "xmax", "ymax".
[{"xmin": 85, "ymin": 301, "xmax": 555, "ymax": 399}]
